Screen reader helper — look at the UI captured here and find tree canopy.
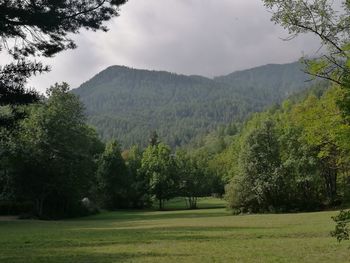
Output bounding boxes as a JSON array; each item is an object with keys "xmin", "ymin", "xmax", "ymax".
[{"xmin": 1, "ymin": 83, "xmax": 104, "ymax": 218}]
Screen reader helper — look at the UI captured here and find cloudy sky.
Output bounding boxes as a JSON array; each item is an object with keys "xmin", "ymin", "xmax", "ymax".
[{"xmin": 9, "ymin": 0, "xmax": 322, "ymax": 93}]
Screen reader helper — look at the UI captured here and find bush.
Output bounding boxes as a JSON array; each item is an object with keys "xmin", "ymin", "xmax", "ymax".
[{"xmin": 331, "ymin": 210, "xmax": 350, "ymax": 242}]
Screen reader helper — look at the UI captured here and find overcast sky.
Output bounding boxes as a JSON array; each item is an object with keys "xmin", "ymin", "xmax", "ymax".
[{"xmin": 7, "ymin": 0, "xmax": 323, "ymax": 93}]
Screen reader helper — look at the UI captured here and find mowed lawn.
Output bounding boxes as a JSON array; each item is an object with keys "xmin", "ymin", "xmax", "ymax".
[{"xmin": 0, "ymin": 197, "xmax": 349, "ymax": 263}]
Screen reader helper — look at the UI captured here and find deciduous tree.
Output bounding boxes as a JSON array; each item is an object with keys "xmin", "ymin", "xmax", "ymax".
[
  {"xmin": 141, "ymin": 143, "xmax": 177, "ymax": 210},
  {"xmin": 97, "ymin": 140, "xmax": 129, "ymax": 209},
  {"xmin": 11, "ymin": 83, "xmax": 103, "ymax": 218}
]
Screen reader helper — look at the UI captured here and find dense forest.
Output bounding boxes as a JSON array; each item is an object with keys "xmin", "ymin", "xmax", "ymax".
[
  {"xmin": 3, "ymin": 77, "xmax": 350, "ymax": 220},
  {"xmin": 73, "ymin": 62, "xmax": 312, "ymax": 148}
]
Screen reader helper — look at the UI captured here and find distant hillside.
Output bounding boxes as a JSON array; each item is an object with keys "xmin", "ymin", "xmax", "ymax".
[
  {"xmin": 73, "ymin": 62, "xmax": 310, "ymax": 148},
  {"xmin": 214, "ymin": 62, "xmax": 311, "ymax": 101}
]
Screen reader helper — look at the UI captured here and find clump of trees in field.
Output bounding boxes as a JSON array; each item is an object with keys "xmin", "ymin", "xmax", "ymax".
[
  {"xmin": 0, "ymin": 83, "xmax": 104, "ymax": 218},
  {"xmin": 0, "ymin": 87, "xmax": 223, "ymax": 218},
  {"xmin": 223, "ymin": 85, "xmax": 350, "ymax": 213}
]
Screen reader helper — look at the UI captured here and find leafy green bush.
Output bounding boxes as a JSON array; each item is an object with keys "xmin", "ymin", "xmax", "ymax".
[{"xmin": 331, "ymin": 210, "xmax": 350, "ymax": 242}]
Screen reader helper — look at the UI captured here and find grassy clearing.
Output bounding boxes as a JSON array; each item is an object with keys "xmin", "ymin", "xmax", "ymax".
[{"xmin": 0, "ymin": 198, "xmax": 349, "ymax": 263}]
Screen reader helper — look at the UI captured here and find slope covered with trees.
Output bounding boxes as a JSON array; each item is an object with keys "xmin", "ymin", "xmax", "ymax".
[{"xmin": 73, "ymin": 62, "xmax": 312, "ymax": 148}]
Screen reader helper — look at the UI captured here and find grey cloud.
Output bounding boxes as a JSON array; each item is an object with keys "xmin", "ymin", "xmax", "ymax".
[{"xmin": 13, "ymin": 0, "xmax": 322, "ymax": 93}]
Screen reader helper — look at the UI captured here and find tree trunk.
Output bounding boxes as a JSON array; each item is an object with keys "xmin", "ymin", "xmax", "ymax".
[
  {"xmin": 188, "ymin": 197, "xmax": 197, "ymax": 209},
  {"xmin": 192, "ymin": 197, "xmax": 197, "ymax": 209},
  {"xmin": 35, "ymin": 197, "xmax": 45, "ymax": 218},
  {"xmin": 322, "ymin": 162, "xmax": 338, "ymax": 205}
]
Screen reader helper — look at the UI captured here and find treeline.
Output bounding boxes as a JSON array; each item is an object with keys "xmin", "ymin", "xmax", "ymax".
[
  {"xmin": 219, "ymin": 85, "xmax": 350, "ymax": 212},
  {"xmin": 0, "ymin": 84, "xmax": 223, "ymax": 218},
  {"xmin": 2, "ymin": 82, "xmax": 349, "ymax": 219}
]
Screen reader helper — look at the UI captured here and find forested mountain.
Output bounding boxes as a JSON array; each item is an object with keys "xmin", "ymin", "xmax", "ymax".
[
  {"xmin": 214, "ymin": 62, "xmax": 312, "ymax": 101},
  {"xmin": 73, "ymin": 62, "xmax": 312, "ymax": 148}
]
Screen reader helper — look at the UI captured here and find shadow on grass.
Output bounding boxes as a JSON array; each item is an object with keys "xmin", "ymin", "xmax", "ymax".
[
  {"xmin": 2, "ymin": 251, "xmax": 190, "ymax": 263},
  {"xmin": 76, "ymin": 209, "xmax": 230, "ymax": 222},
  {"xmin": 62, "ymin": 225, "xmax": 279, "ymax": 247},
  {"xmin": 2, "ymin": 225, "xmax": 275, "ymax": 254}
]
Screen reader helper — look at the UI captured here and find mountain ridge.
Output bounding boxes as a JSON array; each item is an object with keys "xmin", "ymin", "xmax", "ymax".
[
  {"xmin": 74, "ymin": 61, "xmax": 303, "ymax": 90},
  {"xmin": 72, "ymin": 61, "xmax": 311, "ymax": 148}
]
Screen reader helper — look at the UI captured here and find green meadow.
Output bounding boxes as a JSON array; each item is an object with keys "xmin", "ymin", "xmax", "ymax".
[{"xmin": 0, "ymin": 198, "xmax": 349, "ymax": 263}]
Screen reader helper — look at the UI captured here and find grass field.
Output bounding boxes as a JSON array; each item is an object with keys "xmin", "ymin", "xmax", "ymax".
[{"xmin": 0, "ymin": 197, "xmax": 349, "ymax": 263}]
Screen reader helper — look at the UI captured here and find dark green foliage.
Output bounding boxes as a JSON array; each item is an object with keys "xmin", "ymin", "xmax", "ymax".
[
  {"xmin": 278, "ymin": 125, "xmax": 322, "ymax": 210},
  {"xmin": 175, "ymin": 151, "xmax": 214, "ymax": 209},
  {"xmin": 1, "ymin": 83, "xmax": 104, "ymax": 218},
  {"xmin": 331, "ymin": 210, "xmax": 350, "ymax": 242},
  {"xmin": 97, "ymin": 140, "xmax": 130, "ymax": 209},
  {"xmin": 240, "ymin": 118, "xmax": 282, "ymax": 211},
  {"xmin": 125, "ymin": 146, "xmax": 152, "ymax": 208},
  {"xmin": 140, "ymin": 143, "xmax": 178, "ymax": 210},
  {"xmin": 227, "ymin": 117, "xmax": 290, "ymax": 212},
  {"xmin": 0, "ymin": 61, "xmax": 44, "ymax": 127},
  {"xmin": 0, "ymin": 128, "xmax": 15, "ymax": 202},
  {"xmin": 73, "ymin": 62, "xmax": 311, "ymax": 148}
]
